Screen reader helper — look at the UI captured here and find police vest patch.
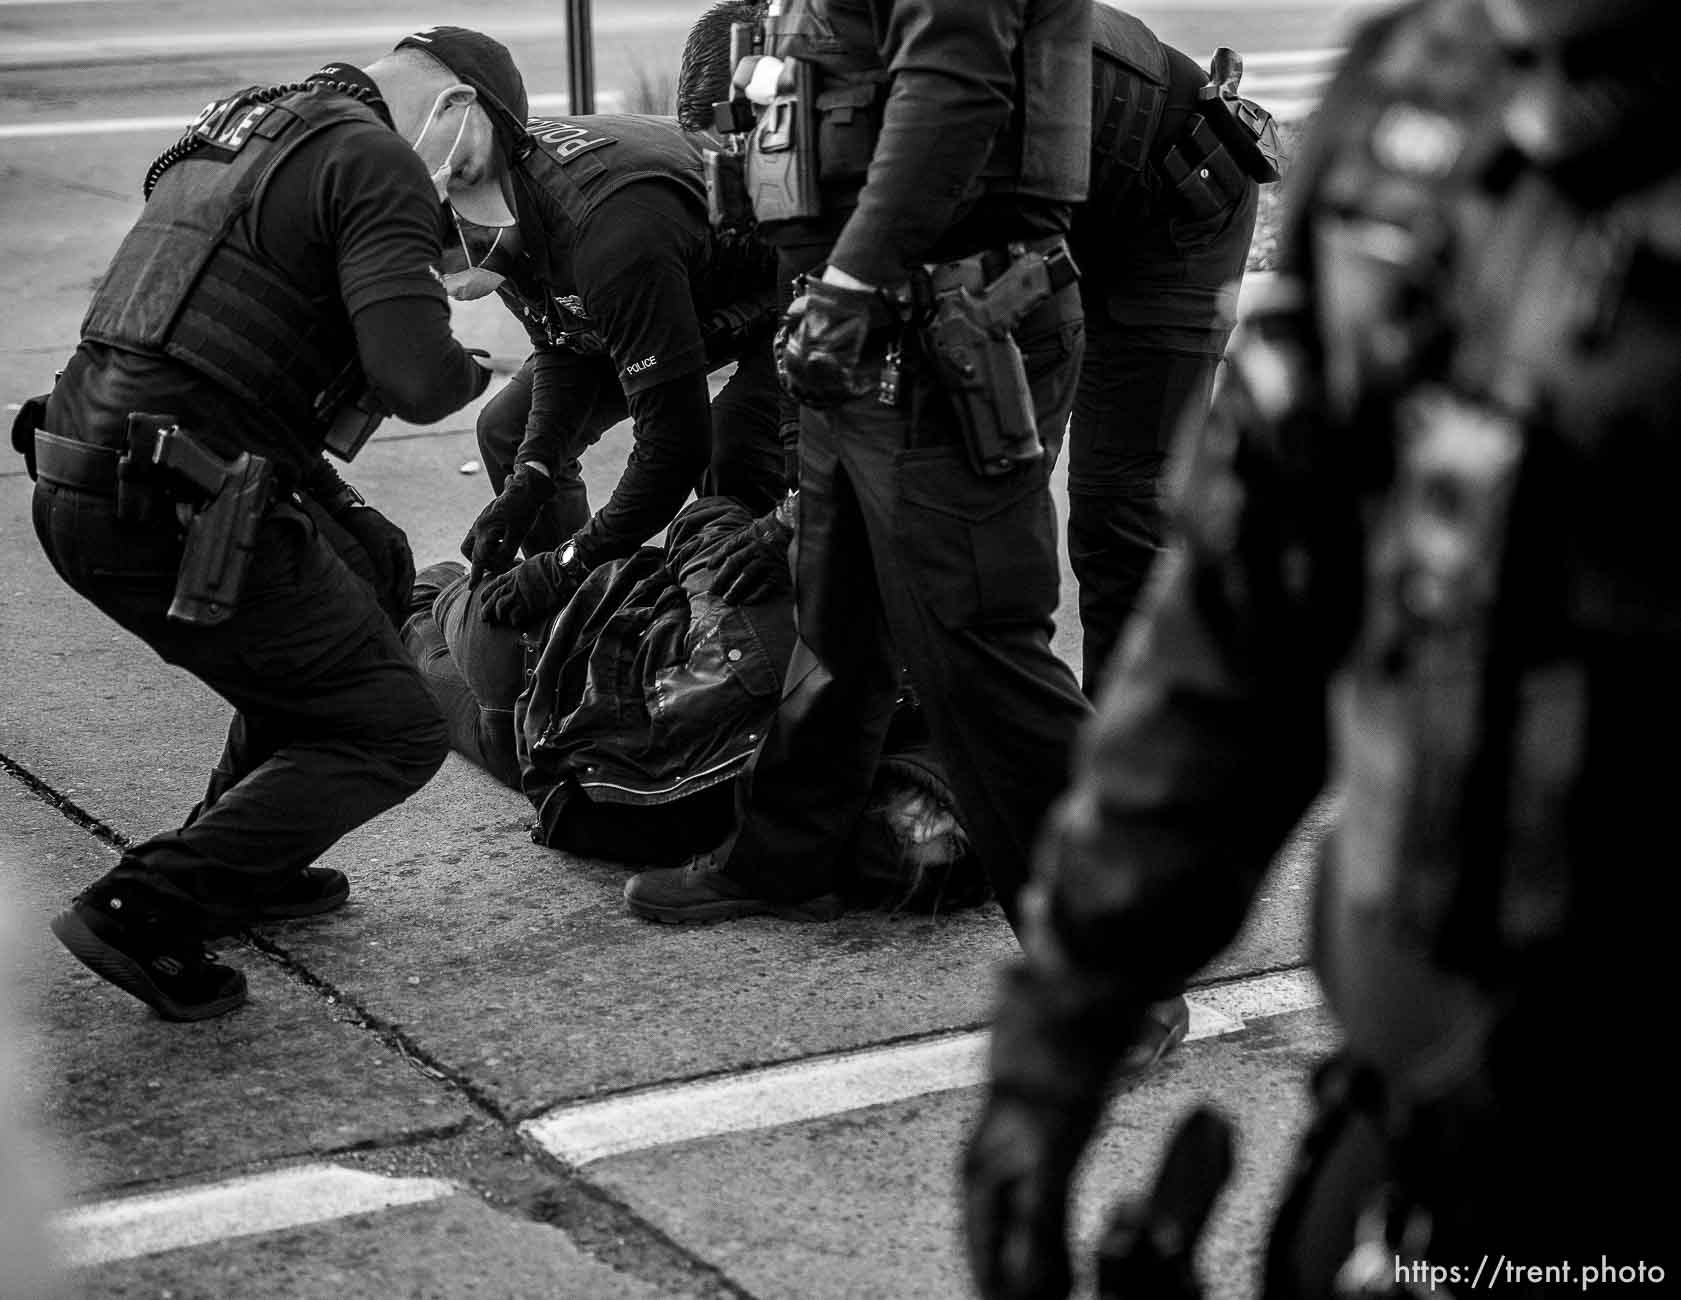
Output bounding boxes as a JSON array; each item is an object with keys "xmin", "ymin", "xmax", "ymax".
[
  {"xmin": 188, "ymin": 97, "xmax": 279, "ymax": 153},
  {"xmin": 528, "ymin": 118, "xmax": 617, "ymax": 162}
]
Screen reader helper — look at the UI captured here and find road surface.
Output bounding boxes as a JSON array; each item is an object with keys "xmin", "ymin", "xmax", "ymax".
[{"xmin": 0, "ymin": 3, "xmax": 1382, "ymax": 1297}]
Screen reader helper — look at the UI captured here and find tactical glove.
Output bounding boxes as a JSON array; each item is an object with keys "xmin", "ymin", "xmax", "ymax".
[
  {"xmin": 777, "ymin": 278, "xmax": 890, "ymax": 409},
  {"xmin": 460, "ymin": 460, "xmax": 556, "ymax": 586},
  {"xmin": 709, "ymin": 494, "xmax": 796, "ymax": 606},
  {"xmin": 964, "ymin": 956, "xmax": 1183, "ymax": 1300},
  {"xmin": 338, "ymin": 504, "xmax": 416, "ymax": 630},
  {"xmin": 478, "ymin": 538, "xmax": 591, "ymax": 627},
  {"xmin": 963, "ymin": 1089, "xmax": 1090, "ymax": 1300}
]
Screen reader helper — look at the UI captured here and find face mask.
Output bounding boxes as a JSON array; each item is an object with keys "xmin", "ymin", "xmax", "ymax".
[{"xmin": 412, "ymin": 88, "xmax": 474, "ymax": 203}]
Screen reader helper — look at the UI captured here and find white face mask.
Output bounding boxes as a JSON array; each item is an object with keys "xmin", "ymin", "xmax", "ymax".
[{"xmin": 412, "ymin": 88, "xmax": 474, "ymax": 203}]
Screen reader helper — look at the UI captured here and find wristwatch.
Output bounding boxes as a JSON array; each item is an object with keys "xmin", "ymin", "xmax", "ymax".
[{"xmin": 557, "ymin": 537, "xmax": 591, "ymax": 584}]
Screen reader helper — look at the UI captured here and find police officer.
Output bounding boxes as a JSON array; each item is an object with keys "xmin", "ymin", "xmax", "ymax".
[
  {"xmin": 452, "ymin": 112, "xmax": 785, "ymax": 625},
  {"xmin": 670, "ymin": 0, "xmax": 1269, "ymax": 697},
  {"xmin": 963, "ymin": 1, "xmax": 1677, "ymax": 1295},
  {"xmin": 1069, "ymin": 5, "xmax": 1268, "ymax": 697},
  {"xmin": 623, "ymin": 0, "xmax": 1094, "ymax": 928},
  {"xmin": 27, "ymin": 28, "xmax": 518, "ymax": 1021}
]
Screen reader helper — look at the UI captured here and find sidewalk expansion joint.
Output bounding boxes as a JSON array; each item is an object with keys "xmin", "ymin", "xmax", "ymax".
[
  {"xmin": 239, "ymin": 928, "xmax": 760, "ymax": 1298},
  {"xmin": 0, "ymin": 748, "xmax": 132, "ymax": 851}
]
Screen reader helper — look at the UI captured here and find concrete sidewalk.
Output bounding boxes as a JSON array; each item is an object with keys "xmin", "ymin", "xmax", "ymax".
[{"xmin": 0, "ymin": 276, "xmax": 1320, "ymax": 1298}]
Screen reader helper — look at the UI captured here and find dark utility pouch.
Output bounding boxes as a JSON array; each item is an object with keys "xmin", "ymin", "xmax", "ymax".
[
  {"xmin": 1160, "ymin": 117, "xmax": 1250, "ymax": 222},
  {"xmin": 815, "ymin": 82, "xmax": 881, "ymax": 183},
  {"xmin": 704, "ymin": 147, "xmax": 755, "ymax": 232},
  {"xmin": 10, "ymin": 392, "xmax": 49, "ymax": 480}
]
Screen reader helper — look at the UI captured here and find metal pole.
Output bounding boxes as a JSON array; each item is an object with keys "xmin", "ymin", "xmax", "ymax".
[{"xmin": 565, "ymin": 0, "xmax": 596, "ymax": 115}]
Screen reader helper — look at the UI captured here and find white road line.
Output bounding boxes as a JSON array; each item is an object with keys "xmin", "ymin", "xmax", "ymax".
[
  {"xmin": 1, "ymin": 12, "xmax": 697, "ymax": 66},
  {"xmin": 0, "ymin": 90, "xmax": 628, "ymax": 141},
  {"xmin": 524, "ymin": 967, "xmax": 1323, "ymax": 1167},
  {"xmin": 57, "ymin": 1163, "xmax": 456, "ymax": 1267}
]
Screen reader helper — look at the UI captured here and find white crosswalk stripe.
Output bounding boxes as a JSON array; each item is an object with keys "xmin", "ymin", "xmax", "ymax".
[{"xmin": 524, "ymin": 967, "xmax": 1323, "ymax": 1167}]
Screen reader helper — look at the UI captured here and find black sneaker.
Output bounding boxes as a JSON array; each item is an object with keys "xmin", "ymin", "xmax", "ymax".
[
  {"xmin": 623, "ymin": 854, "xmax": 843, "ymax": 924},
  {"xmin": 248, "ymin": 867, "xmax": 350, "ymax": 923},
  {"xmin": 50, "ymin": 892, "xmax": 247, "ymax": 1022}
]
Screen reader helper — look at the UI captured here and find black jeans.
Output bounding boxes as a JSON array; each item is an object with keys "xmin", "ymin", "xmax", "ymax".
[
  {"xmin": 721, "ymin": 281, "xmax": 1091, "ymax": 929},
  {"xmin": 402, "ymin": 560, "xmax": 527, "ymax": 791},
  {"xmin": 32, "ymin": 480, "xmax": 449, "ymax": 935},
  {"xmin": 476, "ymin": 343, "xmax": 785, "ymax": 558}
]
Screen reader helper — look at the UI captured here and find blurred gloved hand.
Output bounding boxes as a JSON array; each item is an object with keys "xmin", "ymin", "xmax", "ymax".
[
  {"xmin": 479, "ymin": 540, "xmax": 590, "ymax": 627},
  {"xmin": 710, "ymin": 495, "xmax": 796, "ymax": 605},
  {"xmin": 777, "ymin": 277, "xmax": 887, "ymax": 409},
  {"xmin": 461, "ymin": 461, "xmax": 555, "ymax": 586},
  {"xmin": 338, "ymin": 504, "xmax": 415, "ymax": 628},
  {"xmin": 963, "ymin": 1090, "xmax": 1089, "ymax": 1300}
]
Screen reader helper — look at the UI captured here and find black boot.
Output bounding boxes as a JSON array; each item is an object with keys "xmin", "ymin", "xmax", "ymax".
[
  {"xmin": 248, "ymin": 867, "xmax": 350, "ymax": 923},
  {"xmin": 50, "ymin": 885, "xmax": 246, "ymax": 1022}
]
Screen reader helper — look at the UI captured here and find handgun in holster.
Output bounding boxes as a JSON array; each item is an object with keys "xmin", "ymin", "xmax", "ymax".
[
  {"xmin": 1194, "ymin": 47, "xmax": 1283, "ymax": 184},
  {"xmin": 123, "ymin": 413, "xmax": 275, "ymax": 627},
  {"xmin": 1095, "ymin": 1106, "xmax": 1235, "ymax": 1300},
  {"xmin": 313, "ymin": 360, "xmax": 388, "ymax": 462},
  {"xmin": 922, "ymin": 243, "xmax": 1075, "ymax": 477},
  {"xmin": 703, "ymin": 20, "xmax": 765, "ymax": 232}
]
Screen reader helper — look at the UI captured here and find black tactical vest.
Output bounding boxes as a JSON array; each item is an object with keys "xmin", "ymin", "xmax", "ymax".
[
  {"xmin": 1086, "ymin": 4, "xmax": 1169, "ymax": 229},
  {"xmin": 766, "ymin": 0, "xmax": 1089, "ymax": 207},
  {"xmin": 81, "ymin": 85, "xmax": 379, "ymax": 443},
  {"xmin": 514, "ymin": 114, "xmax": 710, "ymax": 290}
]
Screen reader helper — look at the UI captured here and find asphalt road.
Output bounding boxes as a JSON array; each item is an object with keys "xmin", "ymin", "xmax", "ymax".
[{"xmin": 1, "ymin": 3, "xmax": 1378, "ymax": 1298}]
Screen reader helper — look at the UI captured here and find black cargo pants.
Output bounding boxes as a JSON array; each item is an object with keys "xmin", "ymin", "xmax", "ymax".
[
  {"xmin": 720, "ymin": 281, "xmax": 1091, "ymax": 929},
  {"xmin": 32, "ymin": 478, "xmax": 448, "ymax": 936},
  {"xmin": 1068, "ymin": 185, "xmax": 1257, "ymax": 698}
]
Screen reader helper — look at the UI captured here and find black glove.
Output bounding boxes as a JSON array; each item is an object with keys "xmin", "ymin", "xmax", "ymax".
[
  {"xmin": 337, "ymin": 504, "xmax": 416, "ymax": 628},
  {"xmin": 479, "ymin": 539, "xmax": 591, "ymax": 627},
  {"xmin": 963, "ymin": 1090, "xmax": 1092, "ymax": 1300},
  {"xmin": 709, "ymin": 496, "xmax": 795, "ymax": 605},
  {"xmin": 777, "ymin": 277, "xmax": 890, "ymax": 409},
  {"xmin": 460, "ymin": 461, "xmax": 556, "ymax": 586},
  {"xmin": 964, "ymin": 957, "xmax": 1158, "ymax": 1300}
]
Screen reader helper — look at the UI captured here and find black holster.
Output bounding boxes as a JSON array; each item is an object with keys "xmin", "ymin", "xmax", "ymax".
[
  {"xmin": 920, "ymin": 239, "xmax": 1078, "ymax": 477},
  {"xmin": 123, "ymin": 413, "xmax": 276, "ymax": 627}
]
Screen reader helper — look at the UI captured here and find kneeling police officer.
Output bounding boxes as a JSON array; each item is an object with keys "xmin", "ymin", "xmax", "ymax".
[
  {"xmin": 450, "ymin": 108, "xmax": 786, "ymax": 626},
  {"xmin": 20, "ymin": 28, "xmax": 521, "ymax": 1020}
]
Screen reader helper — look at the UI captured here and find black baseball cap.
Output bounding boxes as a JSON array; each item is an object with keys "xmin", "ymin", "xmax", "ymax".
[{"xmin": 396, "ymin": 26, "xmax": 529, "ymax": 224}]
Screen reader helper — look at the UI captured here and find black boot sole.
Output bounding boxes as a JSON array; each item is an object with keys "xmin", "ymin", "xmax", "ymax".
[
  {"xmin": 50, "ymin": 909, "xmax": 247, "ymax": 1022},
  {"xmin": 624, "ymin": 891, "xmax": 845, "ymax": 925}
]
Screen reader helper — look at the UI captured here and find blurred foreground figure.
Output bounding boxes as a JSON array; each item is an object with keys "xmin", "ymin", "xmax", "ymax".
[
  {"xmin": 964, "ymin": 1, "xmax": 1679, "ymax": 1296},
  {"xmin": 16, "ymin": 29, "xmax": 511, "ymax": 1019},
  {"xmin": 0, "ymin": 899, "xmax": 65, "ymax": 1299}
]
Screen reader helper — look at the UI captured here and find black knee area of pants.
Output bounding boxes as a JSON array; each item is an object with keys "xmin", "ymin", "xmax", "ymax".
[
  {"xmin": 475, "ymin": 384, "xmax": 529, "ymax": 489},
  {"xmin": 380, "ymin": 681, "xmax": 452, "ymax": 793}
]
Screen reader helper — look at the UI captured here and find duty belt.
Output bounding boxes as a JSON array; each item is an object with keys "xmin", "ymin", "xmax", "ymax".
[
  {"xmin": 34, "ymin": 430, "xmax": 121, "ymax": 495},
  {"xmin": 923, "ymin": 234, "xmax": 1079, "ymax": 300}
]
